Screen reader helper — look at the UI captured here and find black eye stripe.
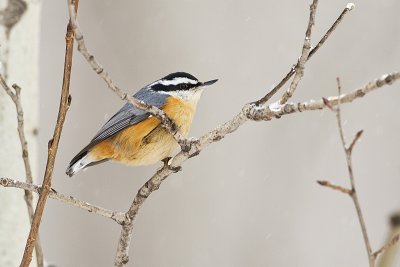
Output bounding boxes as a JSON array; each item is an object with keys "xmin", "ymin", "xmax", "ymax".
[{"xmin": 151, "ymin": 83, "xmax": 196, "ymax": 92}]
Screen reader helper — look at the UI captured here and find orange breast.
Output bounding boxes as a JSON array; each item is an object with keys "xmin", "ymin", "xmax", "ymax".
[{"xmin": 89, "ymin": 96, "xmax": 197, "ymax": 165}]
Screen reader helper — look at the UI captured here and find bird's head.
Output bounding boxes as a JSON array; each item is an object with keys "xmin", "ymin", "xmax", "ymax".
[{"xmin": 148, "ymin": 72, "xmax": 218, "ymax": 103}]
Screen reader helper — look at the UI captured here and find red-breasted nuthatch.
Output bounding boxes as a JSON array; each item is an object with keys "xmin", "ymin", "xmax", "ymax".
[{"xmin": 66, "ymin": 72, "xmax": 217, "ymax": 177}]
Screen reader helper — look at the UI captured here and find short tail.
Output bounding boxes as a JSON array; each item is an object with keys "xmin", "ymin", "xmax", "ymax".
[{"xmin": 66, "ymin": 149, "xmax": 109, "ymax": 177}]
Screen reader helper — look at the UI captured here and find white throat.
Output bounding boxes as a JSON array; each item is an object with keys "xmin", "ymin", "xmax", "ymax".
[{"xmin": 164, "ymin": 89, "xmax": 204, "ymax": 106}]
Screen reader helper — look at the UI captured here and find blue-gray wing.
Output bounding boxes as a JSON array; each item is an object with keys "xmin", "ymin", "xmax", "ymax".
[
  {"xmin": 69, "ymin": 88, "xmax": 167, "ymax": 166},
  {"xmin": 90, "ymin": 88, "xmax": 168, "ymax": 145}
]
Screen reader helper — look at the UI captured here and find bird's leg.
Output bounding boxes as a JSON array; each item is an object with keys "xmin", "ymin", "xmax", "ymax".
[
  {"xmin": 180, "ymin": 137, "xmax": 201, "ymax": 156},
  {"xmin": 37, "ymin": 185, "xmax": 57, "ymax": 194},
  {"xmin": 161, "ymin": 157, "xmax": 171, "ymax": 166},
  {"xmin": 161, "ymin": 157, "xmax": 182, "ymax": 173}
]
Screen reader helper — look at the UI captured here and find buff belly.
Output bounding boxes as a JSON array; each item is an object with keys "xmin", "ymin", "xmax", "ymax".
[
  {"xmin": 88, "ymin": 96, "xmax": 196, "ymax": 166},
  {"xmin": 112, "ymin": 124, "xmax": 180, "ymax": 166}
]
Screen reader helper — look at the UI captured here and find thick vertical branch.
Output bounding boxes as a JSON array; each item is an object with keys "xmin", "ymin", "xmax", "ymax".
[{"xmin": 18, "ymin": 1, "xmax": 79, "ymax": 266}]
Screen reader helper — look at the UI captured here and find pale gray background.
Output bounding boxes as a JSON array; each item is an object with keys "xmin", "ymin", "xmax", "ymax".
[{"xmin": 39, "ymin": 0, "xmax": 400, "ymax": 266}]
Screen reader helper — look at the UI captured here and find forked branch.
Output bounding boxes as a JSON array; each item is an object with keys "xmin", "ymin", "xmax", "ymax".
[
  {"xmin": 318, "ymin": 78, "xmax": 400, "ymax": 267},
  {"xmin": 0, "ymin": 75, "xmax": 44, "ymax": 267}
]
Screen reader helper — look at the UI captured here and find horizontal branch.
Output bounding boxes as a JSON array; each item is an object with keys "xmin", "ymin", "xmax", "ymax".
[
  {"xmin": 246, "ymin": 72, "xmax": 400, "ymax": 121},
  {"xmin": 0, "ymin": 177, "xmax": 125, "ymax": 224}
]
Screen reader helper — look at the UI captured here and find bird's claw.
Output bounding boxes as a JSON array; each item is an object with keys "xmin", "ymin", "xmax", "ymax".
[
  {"xmin": 180, "ymin": 137, "xmax": 200, "ymax": 153},
  {"xmin": 37, "ymin": 185, "xmax": 57, "ymax": 194},
  {"xmin": 161, "ymin": 157, "xmax": 182, "ymax": 173}
]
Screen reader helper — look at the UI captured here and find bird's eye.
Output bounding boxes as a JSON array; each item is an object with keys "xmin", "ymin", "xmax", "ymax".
[{"xmin": 180, "ymin": 84, "xmax": 189, "ymax": 90}]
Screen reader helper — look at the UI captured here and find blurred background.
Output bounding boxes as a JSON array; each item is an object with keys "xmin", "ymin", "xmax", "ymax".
[{"xmin": 36, "ymin": 0, "xmax": 400, "ymax": 266}]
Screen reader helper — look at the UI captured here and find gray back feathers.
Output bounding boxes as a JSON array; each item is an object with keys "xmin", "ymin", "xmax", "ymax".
[
  {"xmin": 91, "ymin": 87, "xmax": 168, "ymax": 145},
  {"xmin": 68, "ymin": 87, "xmax": 168, "ymax": 167}
]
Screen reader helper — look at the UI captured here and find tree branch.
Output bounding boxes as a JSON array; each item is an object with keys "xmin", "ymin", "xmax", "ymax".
[
  {"xmin": 0, "ymin": 75, "xmax": 44, "ymax": 267},
  {"xmin": 19, "ymin": 1, "xmax": 79, "ymax": 266},
  {"xmin": 254, "ymin": 2, "xmax": 354, "ymax": 106},
  {"xmin": 317, "ymin": 180, "xmax": 352, "ymax": 194},
  {"xmin": 318, "ymin": 76, "xmax": 400, "ymax": 267},
  {"xmin": 374, "ymin": 234, "xmax": 400, "ymax": 260},
  {"xmin": 377, "ymin": 213, "xmax": 400, "ymax": 267},
  {"xmin": 334, "ymin": 77, "xmax": 374, "ymax": 267},
  {"xmin": 0, "ymin": 177, "xmax": 125, "ymax": 224},
  {"xmin": 247, "ymin": 72, "xmax": 400, "ymax": 121},
  {"xmin": 279, "ymin": 0, "xmax": 318, "ymax": 104}
]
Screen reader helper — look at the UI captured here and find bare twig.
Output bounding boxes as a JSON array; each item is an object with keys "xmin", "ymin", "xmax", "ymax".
[
  {"xmin": 0, "ymin": 75, "xmax": 44, "ymax": 267},
  {"xmin": 377, "ymin": 213, "xmax": 400, "ymax": 267},
  {"xmin": 279, "ymin": 0, "xmax": 318, "ymax": 104},
  {"xmin": 317, "ymin": 180, "xmax": 352, "ymax": 194},
  {"xmin": 335, "ymin": 77, "xmax": 374, "ymax": 267},
  {"xmin": 318, "ymin": 76, "xmax": 400, "ymax": 267},
  {"xmin": 255, "ymin": 3, "xmax": 354, "ymax": 106},
  {"xmin": 19, "ymin": 1, "xmax": 79, "ymax": 266},
  {"xmin": 247, "ymin": 72, "xmax": 400, "ymax": 121},
  {"xmin": 374, "ymin": 234, "xmax": 400, "ymax": 259},
  {"xmin": 66, "ymin": 1, "xmax": 189, "ymax": 149},
  {"xmin": 0, "ymin": 177, "xmax": 125, "ymax": 224}
]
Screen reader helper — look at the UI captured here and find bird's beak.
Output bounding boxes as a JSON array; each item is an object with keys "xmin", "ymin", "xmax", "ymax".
[{"xmin": 200, "ymin": 79, "xmax": 218, "ymax": 87}]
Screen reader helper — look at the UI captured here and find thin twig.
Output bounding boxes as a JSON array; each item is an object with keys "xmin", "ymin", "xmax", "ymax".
[
  {"xmin": 0, "ymin": 177, "xmax": 125, "ymax": 224},
  {"xmin": 374, "ymin": 234, "xmax": 400, "ymax": 259},
  {"xmin": 255, "ymin": 2, "xmax": 354, "ymax": 106},
  {"xmin": 19, "ymin": 1, "xmax": 79, "ymax": 266},
  {"xmin": 317, "ymin": 180, "xmax": 352, "ymax": 194},
  {"xmin": 0, "ymin": 75, "xmax": 44, "ymax": 267},
  {"xmin": 279, "ymin": 0, "xmax": 318, "ymax": 104},
  {"xmin": 377, "ymin": 213, "xmax": 400, "ymax": 267},
  {"xmin": 330, "ymin": 77, "xmax": 374, "ymax": 266},
  {"xmin": 247, "ymin": 72, "xmax": 400, "ymax": 121},
  {"xmin": 66, "ymin": 0, "xmax": 189, "ymax": 149}
]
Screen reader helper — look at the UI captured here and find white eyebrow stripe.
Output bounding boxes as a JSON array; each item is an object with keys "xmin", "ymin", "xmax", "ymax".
[{"xmin": 153, "ymin": 77, "xmax": 198, "ymax": 86}]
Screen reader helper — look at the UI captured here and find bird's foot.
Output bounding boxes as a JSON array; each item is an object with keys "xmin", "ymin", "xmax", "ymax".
[
  {"xmin": 180, "ymin": 137, "xmax": 200, "ymax": 154},
  {"xmin": 161, "ymin": 157, "xmax": 182, "ymax": 173}
]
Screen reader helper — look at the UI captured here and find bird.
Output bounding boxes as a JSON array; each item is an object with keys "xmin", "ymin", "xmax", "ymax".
[{"xmin": 66, "ymin": 72, "xmax": 218, "ymax": 177}]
